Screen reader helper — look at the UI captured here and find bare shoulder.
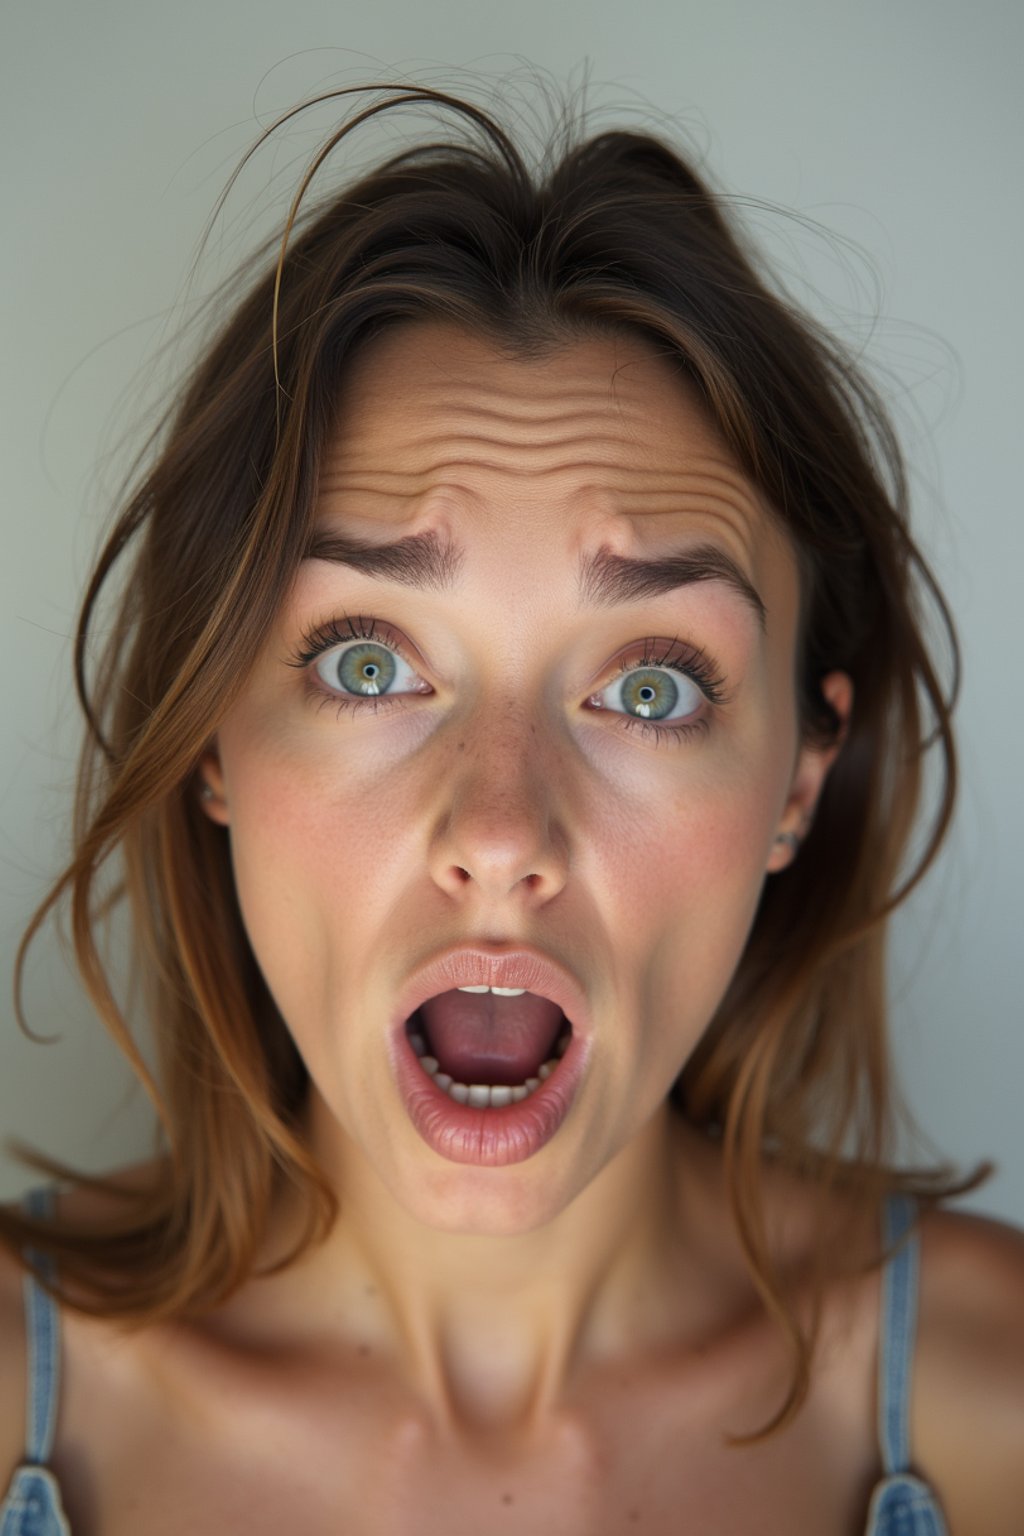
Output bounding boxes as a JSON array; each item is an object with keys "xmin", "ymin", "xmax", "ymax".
[
  {"xmin": 914, "ymin": 1203, "xmax": 1024, "ymax": 1536},
  {"xmin": 0, "ymin": 1218, "xmax": 28, "ymax": 1488},
  {"xmin": 0, "ymin": 1159, "xmax": 165, "ymax": 1491}
]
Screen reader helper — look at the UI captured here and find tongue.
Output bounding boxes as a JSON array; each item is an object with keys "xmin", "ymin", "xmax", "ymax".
[{"xmin": 417, "ymin": 990, "xmax": 565, "ymax": 1086}]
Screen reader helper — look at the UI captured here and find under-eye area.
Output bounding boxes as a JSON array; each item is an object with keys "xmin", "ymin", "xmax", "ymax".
[{"xmin": 405, "ymin": 987, "xmax": 573, "ymax": 1107}]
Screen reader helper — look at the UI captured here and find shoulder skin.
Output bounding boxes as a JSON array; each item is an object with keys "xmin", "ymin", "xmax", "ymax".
[
  {"xmin": 914, "ymin": 1206, "xmax": 1024, "ymax": 1536},
  {"xmin": 0, "ymin": 1234, "xmax": 28, "ymax": 1489}
]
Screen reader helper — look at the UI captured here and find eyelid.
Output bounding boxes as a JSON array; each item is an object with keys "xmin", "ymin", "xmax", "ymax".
[
  {"xmin": 292, "ymin": 619, "xmax": 726, "ymax": 692},
  {"xmin": 289, "ymin": 614, "xmax": 729, "ymax": 741},
  {"xmin": 288, "ymin": 613, "xmax": 418, "ymax": 672},
  {"xmin": 608, "ymin": 636, "xmax": 728, "ymax": 705}
]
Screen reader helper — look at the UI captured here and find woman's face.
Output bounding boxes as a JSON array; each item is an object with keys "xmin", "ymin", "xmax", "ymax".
[{"xmin": 202, "ymin": 321, "xmax": 846, "ymax": 1232}]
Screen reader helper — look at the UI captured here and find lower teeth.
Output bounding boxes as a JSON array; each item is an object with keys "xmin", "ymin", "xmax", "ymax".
[{"xmin": 408, "ymin": 1029, "xmax": 570, "ymax": 1107}]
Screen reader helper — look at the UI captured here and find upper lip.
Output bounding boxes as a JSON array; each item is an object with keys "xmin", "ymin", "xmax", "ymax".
[{"xmin": 394, "ymin": 942, "xmax": 591, "ymax": 1038}]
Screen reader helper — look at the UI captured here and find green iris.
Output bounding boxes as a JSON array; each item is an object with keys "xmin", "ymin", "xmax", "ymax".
[
  {"xmin": 620, "ymin": 668, "xmax": 679, "ymax": 720},
  {"xmin": 334, "ymin": 642, "xmax": 397, "ymax": 697}
]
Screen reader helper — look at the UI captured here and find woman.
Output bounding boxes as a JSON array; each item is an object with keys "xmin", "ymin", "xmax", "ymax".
[{"xmin": 1, "ymin": 83, "xmax": 1021, "ymax": 1534}]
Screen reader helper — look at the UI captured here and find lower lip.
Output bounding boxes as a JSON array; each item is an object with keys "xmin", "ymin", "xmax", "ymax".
[{"xmin": 390, "ymin": 1019, "xmax": 586, "ymax": 1167}]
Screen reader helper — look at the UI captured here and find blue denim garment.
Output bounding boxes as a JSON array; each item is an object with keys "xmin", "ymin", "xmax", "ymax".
[
  {"xmin": 0, "ymin": 1188, "xmax": 70, "ymax": 1536},
  {"xmin": 864, "ymin": 1193, "xmax": 951, "ymax": 1535},
  {"xmin": 0, "ymin": 1190, "xmax": 951, "ymax": 1533}
]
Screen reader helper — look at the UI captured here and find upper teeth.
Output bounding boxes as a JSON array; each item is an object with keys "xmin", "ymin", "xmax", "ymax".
[{"xmin": 456, "ymin": 985, "xmax": 527, "ymax": 996}]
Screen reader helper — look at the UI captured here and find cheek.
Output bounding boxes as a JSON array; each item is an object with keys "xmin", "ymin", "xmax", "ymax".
[
  {"xmin": 578, "ymin": 724, "xmax": 795, "ymax": 1053},
  {"xmin": 585, "ymin": 711, "xmax": 792, "ymax": 912},
  {"xmin": 215, "ymin": 715, "xmax": 421, "ymax": 1039}
]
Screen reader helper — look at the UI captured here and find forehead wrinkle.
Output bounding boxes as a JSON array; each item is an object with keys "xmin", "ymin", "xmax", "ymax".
[
  {"xmin": 312, "ymin": 325, "xmax": 791, "ymax": 629},
  {"xmin": 430, "ymin": 404, "xmax": 637, "ymax": 424},
  {"xmin": 332, "ymin": 395, "xmax": 690, "ymax": 459},
  {"xmin": 321, "ymin": 457, "xmax": 686, "ymax": 486},
  {"xmin": 316, "ymin": 468, "xmax": 765, "ymax": 551},
  {"xmin": 396, "ymin": 387, "xmax": 635, "ymax": 412},
  {"xmin": 344, "ymin": 392, "xmax": 643, "ymax": 439},
  {"xmin": 319, "ymin": 392, "xmax": 771, "ymax": 561},
  {"xmin": 320, "ymin": 443, "xmax": 758, "ymax": 484},
  {"xmin": 334, "ymin": 432, "xmax": 664, "ymax": 467},
  {"xmin": 406, "ymin": 431, "xmax": 647, "ymax": 451},
  {"xmin": 309, "ymin": 448, "xmax": 780, "ymax": 632}
]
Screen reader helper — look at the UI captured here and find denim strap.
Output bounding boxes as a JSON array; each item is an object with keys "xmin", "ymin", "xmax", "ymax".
[
  {"xmin": 20, "ymin": 1189, "xmax": 61, "ymax": 1467},
  {"xmin": 878, "ymin": 1191, "xmax": 920, "ymax": 1477}
]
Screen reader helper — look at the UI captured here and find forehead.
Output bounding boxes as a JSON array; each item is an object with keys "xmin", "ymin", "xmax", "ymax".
[{"xmin": 315, "ymin": 321, "xmax": 795, "ymax": 614}]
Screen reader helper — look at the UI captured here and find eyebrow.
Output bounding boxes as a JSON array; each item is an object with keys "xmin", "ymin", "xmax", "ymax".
[{"xmin": 304, "ymin": 528, "xmax": 766, "ymax": 630}]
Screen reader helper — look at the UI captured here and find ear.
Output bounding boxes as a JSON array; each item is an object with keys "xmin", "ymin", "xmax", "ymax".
[
  {"xmin": 196, "ymin": 741, "xmax": 231, "ymax": 827},
  {"xmin": 766, "ymin": 671, "xmax": 853, "ymax": 873}
]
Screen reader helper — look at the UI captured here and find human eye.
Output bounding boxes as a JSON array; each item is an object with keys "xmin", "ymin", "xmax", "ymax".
[
  {"xmin": 587, "ymin": 637, "xmax": 727, "ymax": 745},
  {"xmin": 288, "ymin": 614, "xmax": 432, "ymax": 714}
]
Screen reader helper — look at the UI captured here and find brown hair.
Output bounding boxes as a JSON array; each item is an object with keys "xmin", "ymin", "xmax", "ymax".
[{"xmin": 3, "ymin": 81, "xmax": 991, "ymax": 1443}]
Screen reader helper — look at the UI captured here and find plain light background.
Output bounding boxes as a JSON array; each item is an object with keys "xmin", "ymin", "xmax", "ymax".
[{"xmin": 1, "ymin": 0, "xmax": 1020, "ymax": 1221}]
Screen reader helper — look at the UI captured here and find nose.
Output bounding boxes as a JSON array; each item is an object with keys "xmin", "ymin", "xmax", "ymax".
[{"xmin": 426, "ymin": 709, "xmax": 571, "ymax": 906}]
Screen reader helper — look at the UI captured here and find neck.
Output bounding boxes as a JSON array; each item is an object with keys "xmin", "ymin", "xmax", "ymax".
[{"xmin": 266, "ymin": 1099, "xmax": 715, "ymax": 1440}]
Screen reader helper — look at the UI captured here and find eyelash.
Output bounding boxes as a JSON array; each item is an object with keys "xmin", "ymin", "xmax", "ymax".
[{"xmin": 288, "ymin": 613, "xmax": 727, "ymax": 745}]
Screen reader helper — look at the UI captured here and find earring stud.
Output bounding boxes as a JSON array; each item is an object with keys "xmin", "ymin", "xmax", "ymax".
[{"xmin": 774, "ymin": 830, "xmax": 800, "ymax": 854}]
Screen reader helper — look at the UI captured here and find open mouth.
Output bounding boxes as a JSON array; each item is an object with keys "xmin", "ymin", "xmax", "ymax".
[{"xmin": 404, "ymin": 986, "xmax": 573, "ymax": 1108}]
